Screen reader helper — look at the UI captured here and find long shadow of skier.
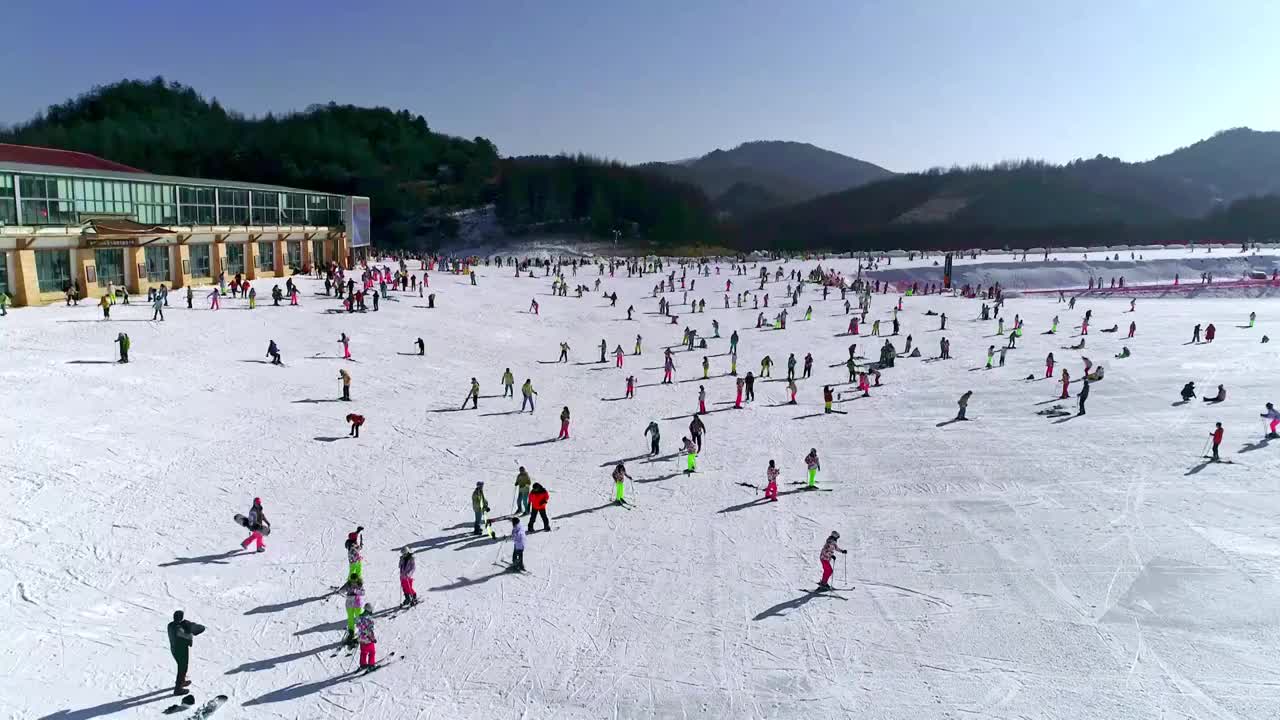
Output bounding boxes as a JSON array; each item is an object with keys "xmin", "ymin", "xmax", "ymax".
[
  {"xmin": 293, "ymin": 607, "xmax": 401, "ymax": 636},
  {"xmin": 313, "ymin": 436, "xmax": 346, "ymax": 442},
  {"xmin": 752, "ymin": 590, "xmax": 847, "ymax": 620},
  {"xmin": 241, "ymin": 671, "xmax": 361, "ymax": 706},
  {"xmin": 599, "ymin": 453, "xmax": 650, "ymax": 468},
  {"xmin": 636, "ymin": 472, "xmax": 680, "ymax": 484},
  {"xmin": 554, "ymin": 503, "xmax": 621, "ymax": 522},
  {"xmin": 225, "ymin": 641, "xmax": 343, "ymax": 674},
  {"xmin": 38, "ymin": 689, "xmax": 173, "ymax": 719},
  {"xmin": 935, "ymin": 418, "xmax": 963, "ymax": 427},
  {"xmin": 1185, "ymin": 460, "xmax": 1214, "ymax": 476},
  {"xmin": 244, "ymin": 592, "xmax": 334, "ymax": 616},
  {"xmin": 1239, "ymin": 438, "xmax": 1272, "ymax": 454},
  {"xmin": 158, "ymin": 549, "xmax": 251, "ymax": 567},
  {"xmin": 403, "ymin": 531, "xmax": 476, "ymax": 552},
  {"xmin": 514, "ymin": 437, "xmax": 559, "ymax": 448},
  {"xmin": 428, "ymin": 569, "xmax": 509, "ymax": 592}
]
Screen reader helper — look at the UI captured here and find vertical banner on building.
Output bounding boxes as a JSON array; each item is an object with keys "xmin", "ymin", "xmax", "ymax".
[
  {"xmin": 943, "ymin": 253, "xmax": 953, "ymax": 289},
  {"xmin": 347, "ymin": 196, "xmax": 372, "ymax": 248}
]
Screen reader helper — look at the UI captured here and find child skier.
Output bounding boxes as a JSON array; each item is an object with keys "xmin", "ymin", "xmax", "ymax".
[
  {"xmin": 682, "ymin": 436, "xmax": 698, "ymax": 473},
  {"xmin": 338, "ymin": 332, "xmax": 351, "ymax": 359},
  {"xmin": 804, "ymin": 448, "xmax": 821, "ymax": 487},
  {"xmin": 116, "ymin": 333, "xmax": 131, "ymax": 363},
  {"xmin": 764, "ymin": 460, "xmax": 779, "ymax": 501},
  {"xmin": 399, "ymin": 548, "xmax": 418, "ymax": 607},
  {"xmin": 818, "ymin": 531, "xmax": 847, "ymax": 590},
  {"xmin": 1262, "ymin": 403, "xmax": 1280, "ymax": 438},
  {"xmin": 345, "ymin": 537, "xmax": 362, "ymax": 578},
  {"xmin": 625, "ymin": 375, "xmax": 636, "ymax": 398},
  {"xmin": 337, "ymin": 573, "xmax": 364, "ymax": 642},
  {"xmin": 508, "ymin": 517, "xmax": 526, "ymax": 572},
  {"xmin": 267, "ymin": 340, "xmax": 282, "ymax": 365},
  {"xmin": 612, "ymin": 464, "xmax": 632, "ymax": 504},
  {"xmin": 355, "ymin": 603, "xmax": 377, "ymax": 668},
  {"xmin": 558, "ymin": 406, "xmax": 571, "ymax": 439}
]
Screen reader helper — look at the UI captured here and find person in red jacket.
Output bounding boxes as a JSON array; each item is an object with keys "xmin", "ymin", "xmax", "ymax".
[
  {"xmin": 1060, "ymin": 368, "xmax": 1071, "ymax": 399},
  {"xmin": 1209, "ymin": 422, "xmax": 1224, "ymax": 462},
  {"xmin": 527, "ymin": 483, "xmax": 551, "ymax": 532},
  {"xmin": 346, "ymin": 413, "xmax": 365, "ymax": 438},
  {"xmin": 1205, "ymin": 323, "xmax": 1216, "ymax": 343}
]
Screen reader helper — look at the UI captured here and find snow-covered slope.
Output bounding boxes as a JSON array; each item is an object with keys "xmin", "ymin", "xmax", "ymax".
[{"xmin": 3, "ymin": 255, "xmax": 1279, "ymax": 719}]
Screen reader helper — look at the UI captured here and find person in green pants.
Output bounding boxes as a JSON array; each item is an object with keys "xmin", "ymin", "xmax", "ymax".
[
  {"xmin": 804, "ymin": 448, "xmax": 821, "ymax": 487},
  {"xmin": 682, "ymin": 437, "xmax": 698, "ymax": 474},
  {"xmin": 612, "ymin": 464, "xmax": 631, "ymax": 504},
  {"xmin": 337, "ymin": 573, "xmax": 364, "ymax": 641}
]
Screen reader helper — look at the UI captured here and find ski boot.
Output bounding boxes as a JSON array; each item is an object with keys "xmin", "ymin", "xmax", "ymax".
[
  {"xmin": 1267, "ymin": 432, "xmax": 1279, "ymax": 440},
  {"xmin": 816, "ymin": 582, "xmax": 831, "ymax": 592}
]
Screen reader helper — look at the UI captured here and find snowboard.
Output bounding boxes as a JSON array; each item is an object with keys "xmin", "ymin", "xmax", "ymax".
[
  {"xmin": 191, "ymin": 695, "xmax": 228, "ymax": 719},
  {"xmin": 233, "ymin": 514, "xmax": 271, "ymax": 536},
  {"xmin": 161, "ymin": 694, "xmax": 196, "ymax": 714}
]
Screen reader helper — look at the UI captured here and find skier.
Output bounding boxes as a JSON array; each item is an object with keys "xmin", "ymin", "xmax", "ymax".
[
  {"xmin": 355, "ymin": 603, "xmax": 377, "ymax": 668},
  {"xmin": 612, "ymin": 464, "xmax": 632, "ymax": 504},
  {"xmin": 1205, "ymin": 323, "xmax": 1216, "ymax": 343},
  {"xmin": 501, "ymin": 369, "xmax": 515, "ymax": 397},
  {"xmin": 682, "ymin": 436, "xmax": 698, "ymax": 473},
  {"xmin": 151, "ymin": 292, "xmax": 165, "ymax": 321},
  {"xmin": 528, "ymin": 482, "xmax": 551, "ymax": 532},
  {"xmin": 529, "ymin": 298, "xmax": 539, "ymax": 315},
  {"xmin": 616, "ymin": 345, "xmax": 625, "ymax": 368},
  {"xmin": 339, "ymin": 369, "xmax": 352, "ymax": 401},
  {"xmin": 207, "ymin": 288, "xmax": 220, "ymax": 310},
  {"xmin": 745, "ymin": 372, "xmax": 756, "ymax": 402},
  {"xmin": 240, "ymin": 497, "xmax": 268, "ymax": 552},
  {"xmin": 1180, "ymin": 382, "xmax": 1197, "ymax": 401},
  {"xmin": 398, "ymin": 548, "xmax": 419, "ymax": 607},
  {"xmin": 1203, "ymin": 384, "xmax": 1225, "ymax": 404},
  {"xmin": 803, "ymin": 352, "xmax": 813, "ymax": 379},
  {"xmin": 1192, "ymin": 324, "xmax": 1202, "ymax": 343},
  {"xmin": 345, "ymin": 536, "xmax": 363, "ymax": 578},
  {"xmin": 1209, "ymin": 422, "xmax": 1224, "ymax": 462},
  {"xmin": 416, "ymin": 337, "xmax": 425, "ymax": 356},
  {"xmin": 702, "ymin": 356, "xmax": 709, "ymax": 379},
  {"xmin": 764, "ymin": 460, "xmax": 779, "ymax": 501},
  {"xmin": 471, "ymin": 481, "xmax": 489, "ymax": 535},
  {"xmin": 1078, "ymin": 378, "xmax": 1090, "ymax": 416},
  {"xmin": 1262, "ymin": 403, "xmax": 1280, "ymax": 438},
  {"xmin": 823, "ymin": 385, "xmax": 834, "ymax": 413},
  {"xmin": 734, "ymin": 377, "xmax": 745, "ymax": 409},
  {"xmin": 558, "ymin": 406, "xmax": 571, "ymax": 440},
  {"xmin": 645, "ymin": 421, "xmax": 661, "ymax": 455},
  {"xmin": 521, "ymin": 379, "xmax": 537, "ymax": 412},
  {"xmin": 166, "ymin": 611, "xmax": 205, "ymax": 696},
  {"xmin": 804, "ymin": 448, "xmax": 821, "ymax": 487},
  {"xmin": 956, "ymin": 390, "xmax": 972, "ymax": 420},
  {"xmin": 986, "ymin": 345, "xmax": 994, "ymax": 369},
  {"xmin": 818, "ymin": 532, "xmax": 847, "ymax": 591},
  {"xmin": 504, "ymin": 517, "xmax": 527, "ymax": 573},
  {"xmin": 346, "ymin": 413, "xmax": 364, "ymax": 438},
  {"xmin": 689, "ymin": 413, "xmax": 706, "ymax": 452},
  {"xmin": 515, "ymin": 466, "xmax": 533, "ymax": 515},
  {"xmin": 635, "ymin": 334, "xmax": 642, "ymax": 355},
  {"xmin": 698, "ymin": 385, "xmax": 707, "ymax": 414},
  {"xmin": 267, "ymin": 340, "xmax": 282, "ymax": 365},
  {"xmin": 663, "ymin": 352, "xmax": 676, "ymax": 384},
  {"xmin": 625, "ymin": 375, "xmax": 636, "ymax": 398},
  {"xmin": 464, "ymin": 377, "xmax": 480, "ymax": 409},
  {"xmin": 1128, "ymin": 321, "xmax": 1136, "ymax": 339},
  {"xmin": 337, "ymin": 572, "xmax": 364, "ymax": 641},
  {"xmin": 116, "ymin": 332, "xmax": 130, "ymax": 363},
  {"xmin": 558, "ymin": 342, "xmax": 570, "ymax": 363},
  {"xmin": 787, "ymin": 353, "xmax": 797, "ymax": 381},
  {"xmin": 338, "ymin": 332, "xmax": 351, "ymax": 359},
  {"xmin": 1249, "ymin": 311, "xmax": 1257, "ymax": 328},
  {"xmin": 760, "ymin": 355, "xmax": 773, "ymax": 378},
  {"xmin": 1060, "ymin": 369, "xmax": 1071, "ymax": 399},
  {"xmin": 787, "ymin": 378, "xmax": 798, "ymax": 404},
  {"xmin": 1045, "ymin": 352, "xmax": 1055, "ymax": 378}
]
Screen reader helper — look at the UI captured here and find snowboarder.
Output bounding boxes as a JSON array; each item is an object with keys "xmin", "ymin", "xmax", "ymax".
[
  {"xmin": 346, "ymin": 413, "xmax": 364, "ymax": 438},
  {"xmin": 472, "ymin": 481, "xmax": 489, "ymax": 535},
  {"xmin": 528, "ymin": 482, "xmax": 551, "ymax": 532},
  {"xmin": 956, "ymin": 390, "xmax": 972, "ymax": 420},
  {"xmin": 818, "ymin": 532, "xmax": 847, "ymax": 590},
  {"xmin": 339, "ymin": 369, "xmax": 352, "ymax": 401},
  {"xmin": 240, "ymin": 497, "xmax": 268, "ymax": 552},
  {"xmin": 398, "ymin": 548, "xmax": 419, "ymax": 607},
  {"xmin": 521, "ymin": 379, "xmax": 537, "ymax": 412},
  {"xmin": 166, "ymin": 611, "xmax": 205, "ymax": 696},
  {"xmin": 508, "ymin": 518, "xmax": 526, "ymax": 572},
  {"xmin": 558, "ymin": 406, "xmax": 571, "ymax": 439},
  {"xmin": 116, "ymin": 332, "xmax": 130, "ymax": 363},
  {"xmin": 267, "ymin": 340, "xmax": 282, "ymax": 365},
  {"xmin": 804, "ymin": 448, "xmax": 821, "ymax": 487}
]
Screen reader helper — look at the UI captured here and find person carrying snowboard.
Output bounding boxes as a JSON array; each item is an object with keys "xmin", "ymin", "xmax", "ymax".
[
  {"xmin": 764, "ymin": 460, "xmax": 779, "ymax": 501},
  {"xmin": 558, "ymin": 406, "xmax": 571, "ymax": 440},
  {"xmin": 240, "ymin": 497, "xmax": 269, "ymax": 552},
  {"xmin": 528, "ymin": 482, "xmax": 551, "ymax": 532},
  {"xmin": 399, "ymin": 548, "xmax": 419, "ymax": 607},
  {"xmin": 515, "ymin": 466, "xmax": 533, "ymax": 515},
  {"xmin": 355, "ymin": 604, "xmax": 378, "ymax": 668},
  {"xmin": 471, "ymin": 481, "xmax": 489, "ymax": 535},
  {"xmin": 818, "ymin": 531, "xmax": 847, "ymax": 590},
  {"xmin": 346, "ymin": 413, "xmax": 364, "ymax": 438},
  {"xmin": 267, "ymin": 340, "xmax": 282, "ymax": 365},
  {"xmin": 167, "ymin": 610, "xmax": 205, "ymax": 696},
  {"xmin": 804, "ymin": 448, "xmax": 821, "ymax": 487},
  {"xmin": 612, "ymin": 464, "xmax": 632, "ymax": 504}
]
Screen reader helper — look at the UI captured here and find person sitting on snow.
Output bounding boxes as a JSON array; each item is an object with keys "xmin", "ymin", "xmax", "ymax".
[{"xmin": 1202, "ymin": 384, "xmax": 1226, "ymax": 404}]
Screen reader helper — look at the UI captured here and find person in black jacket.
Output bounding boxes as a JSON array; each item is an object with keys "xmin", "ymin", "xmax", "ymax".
[
  {"xmin": 1078, "ymin": 378, "xmax": 1090, "ymax": 416},
  {"xmin": 167, "ymin": 610, "xmax": 205, "ymax": 696}
]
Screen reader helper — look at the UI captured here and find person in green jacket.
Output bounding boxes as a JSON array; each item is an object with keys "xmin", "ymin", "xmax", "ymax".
[
  {"xmin": 167, "ymin": 610, "xmax": 205, "ymax": 696},
  {"xmin": 521, "ymin": 379, "xmax": 537, "ymax": 412},
  {"xmin": 116, "ymin": 333, "xmax": 130, "ymax": 363},
  {"xmin": 514, "ymin": 467, "xmax": 532, "ymax": 515},
  {"xmin": 501, "ymin": 368, "xmax": 515, "ymax": 397},
  {"xmin": 0, "ymin": 291, "xmax": 9, "ymax": 316},
  {"xmin": 471, "ymin": 481, "xmax": 489, "ymax": 535}
]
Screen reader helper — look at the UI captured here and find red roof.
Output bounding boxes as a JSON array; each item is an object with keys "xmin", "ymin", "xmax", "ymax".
[{"xmin": 0, "ymin": 143, "xmax": 144, "ymax": 173}]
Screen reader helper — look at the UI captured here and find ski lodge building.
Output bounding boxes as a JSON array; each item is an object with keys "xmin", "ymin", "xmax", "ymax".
[{"xmin": 0, "ymin": 143, "xmax": 368, "ymax": 306}]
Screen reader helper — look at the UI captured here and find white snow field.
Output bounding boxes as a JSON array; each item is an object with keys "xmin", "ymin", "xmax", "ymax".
[{"xmin": 4, "ymin": 254, "xmax": 1280, "ymax": 720}]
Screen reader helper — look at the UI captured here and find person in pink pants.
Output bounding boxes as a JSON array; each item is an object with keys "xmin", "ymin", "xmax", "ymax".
[
  {"xmin": 818, "ymin": 531, "xmax": 846, "ymax": 589},
  {"xmin": 240, "ymin": 498, "xmax": 268, "ymax": 552},
  {"xmin": 398, "ymin": 548, "xmax": 419, "ymax": 607},
  {"xmin": 356, "ymin": 605, "xmax": 377, "ymax": 668},
  {"xmin": 764, "ymin": 461, "xmax": 779, "ymax": 501}
]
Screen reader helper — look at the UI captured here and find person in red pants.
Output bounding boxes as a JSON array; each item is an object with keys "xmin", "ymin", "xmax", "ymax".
[
  {"xmin": 356, "ymin": 604, "xmax": 377, "ymax": 669},
  {"xmin": 240, "ymin": 498, "xmax": 268, "ymax": 552},
  {"xmin": 1060, "ymin": 369, "xmax": 1071, "ymax": 399},
  {"xmin": 818, "ymin": 531, "xmax": 847, "ymax": 590},
  {"xmin": 764, "ymin": 461, "xmax": 779, "ymax": 501},
  {"xmin": 558, "ymin": 406, "xmax": 571, "ymax": 440},
  {"xmin": 398, "ymin": 548, "xmax": 418, "ymax": 607}
]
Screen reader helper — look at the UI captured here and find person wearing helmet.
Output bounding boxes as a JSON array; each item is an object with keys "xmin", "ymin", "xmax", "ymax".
[
  {"xmin": 240, "ymin": 498, "xmax": 268, "ymax": 553},
  {"xmin": 1262, "ymin": 403, "xmax": 1280, "ymax": 439},
  {"xmin": 337, "ymin": 572, "xmax": 365, "ymax": 642},
  {"xmin": 356, "ymin": 602, "xmax": 377, "ymax": 668},
  {"xmin": 345, "ymin": 536, "xmax": 363, "ymax": 578},
  {"xmin": 764, "ymin": 460, "xmax": 779, "ymax": 501},
  {"xmin": 514, "ymin": 467, "xmax": 533, "ymax": 516},
  {"xmin": 804, "ymin": 449, "xmax": 821, "ymax": 488},
  {"xmin": 399, "ymin": 548, "xmax": 418, "ymax": 607},
  {"xmin": 819, "ymin": 531, "xmax": 847, "ymax": 590},
  {"xmin": 471, "ymin": 481, "xmax": 489, "ymax": 535}
]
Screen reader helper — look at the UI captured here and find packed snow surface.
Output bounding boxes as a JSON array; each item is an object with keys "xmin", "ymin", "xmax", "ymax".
[{"xmin": 3, "ymin": 254, "xmax": 1280, "ymax": 720}]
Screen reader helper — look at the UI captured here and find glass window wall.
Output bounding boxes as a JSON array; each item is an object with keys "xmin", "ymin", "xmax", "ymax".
[
  {"xmin": 226, "ymin": 244, "xmax": 245, "ymax": 275},
  {"xmin": 189, "ymin": 244, "xmax": 211, "ymax": 277},
  {"xmin": 36, "ymin": 249, "xmax": 72, "ymax": 292},
  {"xmin": 144, "ymin": 246, "xmax": 171, "ymax": 282},
  {"xmin": 257, "ymin": 241, "xmax": 275, "ymax": 270},
  {"xmin": 95, "ymin": 248, "xmax": 125, "ymax": 286}
]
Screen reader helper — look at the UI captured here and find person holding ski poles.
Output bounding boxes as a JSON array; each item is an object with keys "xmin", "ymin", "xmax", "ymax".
[
  {"xmin": 521, "ymin": 379, "xmax": 537, "ymax": 412},
  {"xmin": 612, "ymin": 464, "xmax": 632, "ymax": 504},
  {"xmin": 818, "ymin": 531, "xmax": 847, "ymax": 590},
  {"xmin": 355, "ymin": 603, "xmax": 377, "ymax": 669},
  {"xmin": 471, "ymin": 481, "xmax": 489, "ymax": 535},
  {"xmin": 337, "ymin": 572, "xmax": 365, "ymax": 642},
  {"xmin": 1262, "ymin": 403, "xmax": 1280, "ymax": 438},
  {"xmin": 1210, "ymin": 422, "xmax": 1225, "ymax": 462},
  {"xmin": 528, "ymin": 483, "xmax": 551, "ymax": 532}
]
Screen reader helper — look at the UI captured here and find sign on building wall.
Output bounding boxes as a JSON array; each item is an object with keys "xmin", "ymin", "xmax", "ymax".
[{"xmin": 347, "ymin": 197, "xmax": 371, "ymax": 248}]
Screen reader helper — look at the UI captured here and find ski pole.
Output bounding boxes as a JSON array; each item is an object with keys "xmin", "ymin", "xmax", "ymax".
[
  {"xmin": 494, "ymin": 536, "xmax": 507, "ymax": 564},
  {"xmin": 1199, "ymin": 437, "xmax": 1210, "ymax": 459},
  {"xmin": 843, "ymin": 553, "xmax": 848, "ymax": 586}
]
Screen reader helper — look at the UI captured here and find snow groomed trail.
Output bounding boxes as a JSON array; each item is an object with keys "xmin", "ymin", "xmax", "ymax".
[{"xmin": 3, "ymin": 250, "xmax": 1280, "ymax": 719}]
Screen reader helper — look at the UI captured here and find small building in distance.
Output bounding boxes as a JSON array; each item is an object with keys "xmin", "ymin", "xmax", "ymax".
[{"xmin": 0, "ymin": 143, "xmax": 363, "ymax": 306}]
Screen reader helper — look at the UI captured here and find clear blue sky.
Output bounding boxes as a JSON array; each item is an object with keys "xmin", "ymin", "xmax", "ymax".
[{"xmin": 2, "ymin": 0, "xmax": 1276, "ymax": 171}]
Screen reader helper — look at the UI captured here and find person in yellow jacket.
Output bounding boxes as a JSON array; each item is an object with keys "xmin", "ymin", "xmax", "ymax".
[
  {"xmin": 501, "ymin": 368, "xmax": 515, "ymax": 397},
  {"xmin": 100, "ymin": 293, "xmax": 112, "ymax": 319},
  {"xmin": 338, "ymin": 369, "xmax": 352, "ymax": 401}
]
